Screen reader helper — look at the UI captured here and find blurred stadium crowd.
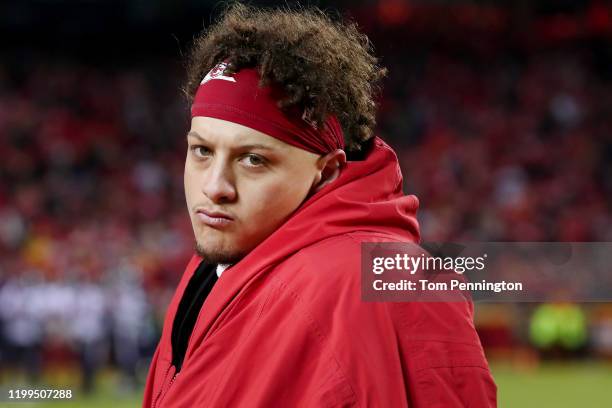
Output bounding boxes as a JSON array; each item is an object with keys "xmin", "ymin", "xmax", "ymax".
[
  {"xmin": 1, "ymin": 0, "xmax": 612, "ymax": 392},
  {"xmin": 0, "ymin": 62, "xmax": 192, "ymax": 389}
]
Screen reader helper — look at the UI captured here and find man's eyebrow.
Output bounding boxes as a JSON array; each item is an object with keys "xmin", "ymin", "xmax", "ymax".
[
  {"xmin": 186, "ymin": 130, "xmax": 278, "ymax": 151},
  {"xmin": 186, "ymin": 130, "xmax": 205, "ymax": 141},
  {"xmin": 238, "ymin": 143, "xmax": 277, "ymax": 151}
]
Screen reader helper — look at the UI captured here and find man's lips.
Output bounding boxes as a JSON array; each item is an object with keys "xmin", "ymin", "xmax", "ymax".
[{"xmin": 195, "ymin": 208, "xmax": 234, "ymax": 228}]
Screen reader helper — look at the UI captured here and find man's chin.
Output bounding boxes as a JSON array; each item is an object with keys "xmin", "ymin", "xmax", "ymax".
[{"xmin": 194, "ymin": 241, "xmax": 246, "ymax": 265}]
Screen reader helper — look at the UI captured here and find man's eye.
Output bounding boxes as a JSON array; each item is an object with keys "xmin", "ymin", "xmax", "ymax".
[
  {"xmin": 241, "ymin": 154, "xmax": 266, "ymax": 167},
  {"xmin": 190, "ymin": 145, "xmax": 211, "ymax": 158}
]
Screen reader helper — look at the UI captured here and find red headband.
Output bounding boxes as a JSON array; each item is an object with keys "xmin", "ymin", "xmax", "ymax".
[{"xmin": 190, "ymin": 62, "xmax": 344, "ymax": 154}]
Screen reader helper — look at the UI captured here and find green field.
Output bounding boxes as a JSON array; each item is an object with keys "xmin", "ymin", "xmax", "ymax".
[
  {"xmin": 2, "ymin": 361, "xmax": 611, "ymax": 407},
  {"xmin": 492, "ymin": 361, "xmax": 612, "ymax": 408}
]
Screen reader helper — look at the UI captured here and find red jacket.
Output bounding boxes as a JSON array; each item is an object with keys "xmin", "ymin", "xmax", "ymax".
[{"xmin": 143, "ymin": 137, "xmax": 497, "ymax": 407}]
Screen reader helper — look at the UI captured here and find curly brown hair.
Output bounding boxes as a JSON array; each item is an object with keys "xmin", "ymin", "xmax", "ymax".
[{"xmin": 183, "ymin": 2, "xmax": 387, "ymax": 155}]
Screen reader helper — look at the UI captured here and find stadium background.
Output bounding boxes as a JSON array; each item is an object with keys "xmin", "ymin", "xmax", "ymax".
[{"xmin": 1, "ymin": 0, "xmax": 612, "ymax": 406}]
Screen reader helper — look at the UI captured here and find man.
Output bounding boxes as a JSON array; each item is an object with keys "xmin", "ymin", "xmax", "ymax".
[{"xmin": 143, "ymin": 4, "xmax": 497, "ymax": 407}]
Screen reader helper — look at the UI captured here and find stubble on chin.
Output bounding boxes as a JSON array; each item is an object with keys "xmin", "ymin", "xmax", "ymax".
[{"xmin": 194, "ymin": 241, "xmax": 245, "ymax": 265}]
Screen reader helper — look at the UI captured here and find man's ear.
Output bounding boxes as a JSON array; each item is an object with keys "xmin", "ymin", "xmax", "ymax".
[{"xmin": 311, "ymin": 149, "xmax": 347, "ymax": 193}]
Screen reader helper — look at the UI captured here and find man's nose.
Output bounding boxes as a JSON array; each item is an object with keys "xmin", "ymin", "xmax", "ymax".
[{"xmin": 201, "ymin": 160, "xmax": 237, "ymax": 204}]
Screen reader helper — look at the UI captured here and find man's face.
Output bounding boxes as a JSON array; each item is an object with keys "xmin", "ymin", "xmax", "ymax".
[{"xmin": 185, "ymin": 116, "xmax": 322, "ymax": 264}]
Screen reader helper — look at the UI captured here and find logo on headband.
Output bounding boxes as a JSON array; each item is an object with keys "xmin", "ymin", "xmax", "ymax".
[
  {"xmin": 200, "ymin": 62, "xmax": 236, "ymax": 85},
  {"xmin": 302, "ymin": 107, "xmax": 318, "ymax": 130}
]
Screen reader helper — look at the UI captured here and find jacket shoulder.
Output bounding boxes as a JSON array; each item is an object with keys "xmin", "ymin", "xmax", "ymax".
[
  {"xmin": 279, "ymin": 231, "xmax": 413, "ymax": 283},
  {"xmin": 280, "ymin": 232, "xmax": 387, "ymax": 285}
]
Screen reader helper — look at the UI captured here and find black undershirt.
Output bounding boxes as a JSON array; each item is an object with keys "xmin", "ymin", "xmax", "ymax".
[{"xmin": 171, "ymin": 261, "xmax": 218, "ymax": 372}]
